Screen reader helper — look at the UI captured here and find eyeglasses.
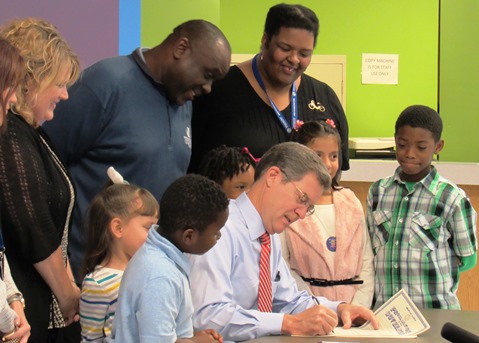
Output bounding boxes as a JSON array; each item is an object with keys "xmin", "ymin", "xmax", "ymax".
[{"xmin": 280, "ymin": 169, "xmax": 315, "ymax": 216}]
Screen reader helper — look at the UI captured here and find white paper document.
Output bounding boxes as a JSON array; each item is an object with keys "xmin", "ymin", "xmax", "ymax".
[{"xmin": 314, "ymin": 289, "xmax": 430, "ymax": 338}]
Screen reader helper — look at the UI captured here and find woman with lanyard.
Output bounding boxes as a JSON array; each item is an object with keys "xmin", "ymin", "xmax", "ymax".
[
  {"xmin": 0, "ymin": 37, "xmax": 31, "ymax": 343},
  {"xmin": 189, "ymin": 3, "xmax": 349, "ymax": 173}
]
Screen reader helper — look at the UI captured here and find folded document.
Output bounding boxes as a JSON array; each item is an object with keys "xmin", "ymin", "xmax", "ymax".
[{"xmin": 296, "ymin": 289, "xmax": 430, "ymax": 339}]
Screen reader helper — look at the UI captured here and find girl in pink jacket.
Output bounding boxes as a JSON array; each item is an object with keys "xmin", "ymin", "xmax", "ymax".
[{"xmin": 282, "ymin": 120, "xmax": 374, "ymax": 308}]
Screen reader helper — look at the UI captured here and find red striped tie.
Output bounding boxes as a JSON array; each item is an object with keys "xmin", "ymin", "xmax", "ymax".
[{"xmin": 258, "ymin": 232, "xmax": 272, "ymax": 312}]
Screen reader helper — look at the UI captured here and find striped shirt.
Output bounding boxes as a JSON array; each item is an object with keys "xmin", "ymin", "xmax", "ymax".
[
  {"xmin": 367, "ymin": 166, "xmax": 477, "ymax": 309},
  {"xmin": 0, "ymin": 279, "xmax": 17, "ymax": 334},
  {"xmin": 80, "ymin": 266, "xmax": 123, "ymax": 342}
]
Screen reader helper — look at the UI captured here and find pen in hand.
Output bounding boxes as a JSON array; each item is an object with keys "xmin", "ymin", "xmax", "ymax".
[{"xmin": 312, "ymin": 296, "xmax": 335, "ymax": 334}]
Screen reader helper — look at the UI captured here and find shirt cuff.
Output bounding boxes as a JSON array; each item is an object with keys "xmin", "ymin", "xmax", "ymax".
[
  {"xmin": 256, "ymin": 312, "xmax": 284, "ymax": 337},
  {"xmin": 315, "ymin": 296, "xmax": 342, "ymax": 312}
]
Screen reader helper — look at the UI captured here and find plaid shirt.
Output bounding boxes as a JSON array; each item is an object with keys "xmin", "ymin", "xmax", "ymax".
[{"xmin": 367, "ymin": 166, "xmax": 477, "ymax": 309}]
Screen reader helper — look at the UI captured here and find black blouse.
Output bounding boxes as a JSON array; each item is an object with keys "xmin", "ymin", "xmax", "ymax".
[{"xmin": 189, "ymin": 65, "xmax": 349, "ymax": 172}]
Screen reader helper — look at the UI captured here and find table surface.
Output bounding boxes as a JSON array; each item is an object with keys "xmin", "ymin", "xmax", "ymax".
[{"xmin": 245, "ymin": 309, "xmax": 479, "ymax": 342}]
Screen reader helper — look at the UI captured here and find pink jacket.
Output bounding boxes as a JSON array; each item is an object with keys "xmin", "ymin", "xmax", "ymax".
[{"xmin": 285, "ymin": 188, "xmax": 366, "ymax": 303}]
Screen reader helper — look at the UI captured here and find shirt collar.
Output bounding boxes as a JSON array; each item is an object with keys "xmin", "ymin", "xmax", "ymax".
[
  {"xmin": 147, "ymin": 226, "xmax": 191, "ymax": 275},
  {"xmin": 132, "ymin": 48, "xmax": 152, "ymax": 77},
  {"xmin": 386, "ymin": 165, "xmax": 440, "ymax": 195},
  {"xmin": 131, "ymin": 47, "xmax": 167, "ymax": 87},
  {"xmin": 234, "ymin": 192, "xmax": 268, "ymax": 241}
]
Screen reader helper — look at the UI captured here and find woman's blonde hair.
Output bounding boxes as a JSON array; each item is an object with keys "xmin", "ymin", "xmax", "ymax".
[
  {"xmin": 0, "ymin": 18, "xmax": 80, "ymax": 126},
  {"xmin": 0, "ymin": 38, "xmax": 24, "ymax": 131}
]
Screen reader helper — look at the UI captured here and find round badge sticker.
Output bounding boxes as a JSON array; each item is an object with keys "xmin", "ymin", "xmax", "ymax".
[{"xmin": 326, "ymin": 236, "xmax": 337, "ymax": 252}]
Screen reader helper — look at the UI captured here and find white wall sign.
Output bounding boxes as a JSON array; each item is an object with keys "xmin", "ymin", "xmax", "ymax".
[{"xmin": 362, "ymin": 53, "xmax": 399, "ymax": 85}]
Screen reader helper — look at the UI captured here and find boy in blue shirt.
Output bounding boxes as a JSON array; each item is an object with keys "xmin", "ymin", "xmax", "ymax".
[
  {"xmin": 107, "ymin": 174, "xmax": 229, "ymax": 342},
  {"xmin": 367, "ymin": 105, "xmax": 477, "ymax": 309}
]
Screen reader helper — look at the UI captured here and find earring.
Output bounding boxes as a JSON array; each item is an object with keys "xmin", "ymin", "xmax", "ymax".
[{"xmin": 9, "ymin": 103, "xmax": 18, "ymax": 114}]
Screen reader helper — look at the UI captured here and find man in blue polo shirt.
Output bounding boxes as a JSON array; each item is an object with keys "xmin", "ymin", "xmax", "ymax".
[{"xmin": 43, "ymin": 19, "xmax": 231, "ymax": 281}]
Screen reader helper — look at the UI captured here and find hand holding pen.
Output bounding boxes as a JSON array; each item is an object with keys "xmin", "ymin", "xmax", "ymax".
[{"xmin": 281, "ymin": 297, "xmax": 338, "ymax": 336}]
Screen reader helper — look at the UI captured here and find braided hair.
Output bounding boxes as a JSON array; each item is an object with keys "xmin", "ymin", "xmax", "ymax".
[{"xmin": 198, "ymin": 145, "xmax": 257, "ymax": 185}]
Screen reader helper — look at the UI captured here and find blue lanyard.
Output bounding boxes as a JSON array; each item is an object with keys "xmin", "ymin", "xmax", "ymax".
[{"xmin": 252, "ymin": 54, "xmax": 298, "ymax": 133}]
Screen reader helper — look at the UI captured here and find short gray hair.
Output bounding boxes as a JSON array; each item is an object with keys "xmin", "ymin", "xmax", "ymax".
[{"xmin": 255, "ymin": 142, "xmax": 331, "ymax": 189}]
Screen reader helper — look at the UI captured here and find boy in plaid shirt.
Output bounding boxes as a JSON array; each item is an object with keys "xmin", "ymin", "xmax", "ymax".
[{"xmin": 367, "ymin": 105, "xmax": 477, "ymax": 309}]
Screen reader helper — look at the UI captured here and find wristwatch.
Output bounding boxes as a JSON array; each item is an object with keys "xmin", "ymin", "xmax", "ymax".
[{"xmin": 7, "ymin": 293, "xmax": 25, "ymax": 310}]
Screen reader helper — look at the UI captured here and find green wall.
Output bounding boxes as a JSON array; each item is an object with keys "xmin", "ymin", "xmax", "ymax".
[
  {"xmin": 439, "ymin": 0, "xmax": 479, "ymax": 162},
  {"xmin": 217, "ymin": 0, "xmax": 439, "ymax": 139},
  {"xmin": 142, "ymin": 1, "xmax": 477, "ymax": 163},
  {"xmin": 141, "ymin": 0, "xmax": 220, "ymax": 47}
]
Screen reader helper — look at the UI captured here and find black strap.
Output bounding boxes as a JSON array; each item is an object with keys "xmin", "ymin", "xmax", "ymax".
[{"xmin": 302, "ymin": 276, "xmax": 364, "ymax": 287}]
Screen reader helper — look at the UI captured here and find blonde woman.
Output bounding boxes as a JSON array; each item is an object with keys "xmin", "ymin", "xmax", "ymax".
[
  {"xmin": 0, "ymin": 18, "xmax": 80, "ymax": 342},
  {"xmin": 0, "ymin": 37, "xmax": 31, "ymax": 343}
]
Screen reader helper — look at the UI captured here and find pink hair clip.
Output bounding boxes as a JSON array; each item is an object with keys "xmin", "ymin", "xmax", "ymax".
[
  {"xmin": 294, "ymin": 120, "xmax": 304, "ymax": 131},
  {"xmin": 242, "ymin": 147, "xmax": 261, "ymax": 163},
  {"xmin": 325, "ymin": 118, "xmax": 336, "ymax": 128}
]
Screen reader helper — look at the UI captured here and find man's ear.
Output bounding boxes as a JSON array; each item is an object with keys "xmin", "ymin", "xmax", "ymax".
[
  {"xmin": 110, "ymin": 218, "xmax": 123, "ymax": 239},
  {"xmin": 264, "ymin": 166, "xmax": 282, "ymax": 188},
  {"xmin": 173, "ymin": 37, "xmax": 191, "ymax": 59},
  {"xmin": 434, "ymin": 139, "xmax": 445, "ymax": 155}
]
